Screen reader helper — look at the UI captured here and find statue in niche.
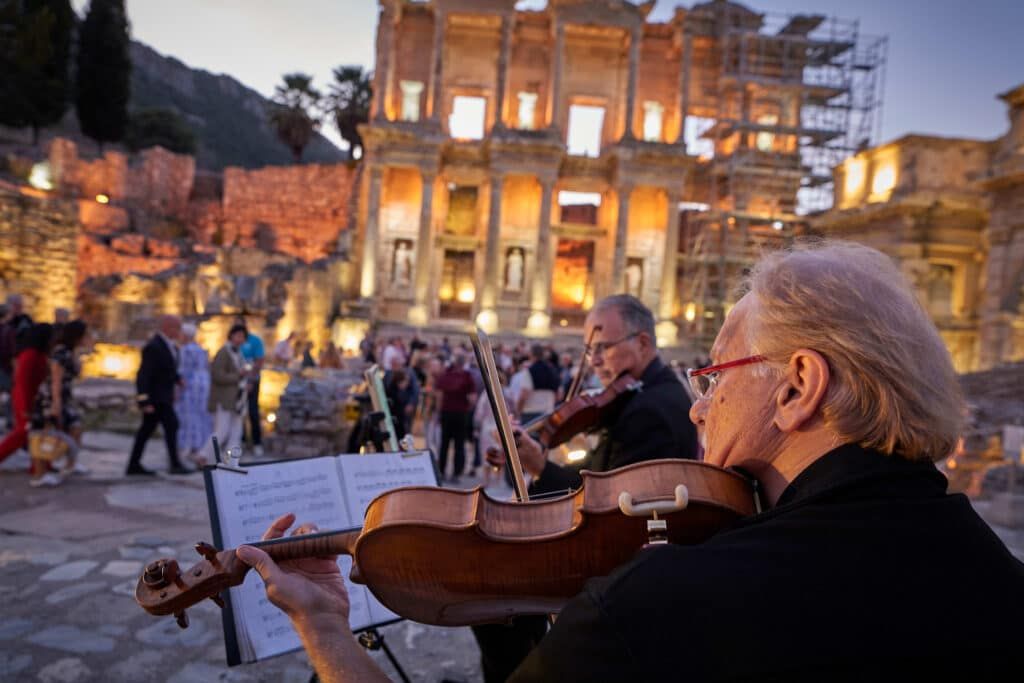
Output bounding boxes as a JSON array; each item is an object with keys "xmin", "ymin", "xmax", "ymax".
[
  {"xmin": 926, "ymin": 264, "xmax": 954, "ymax": 318},
  {"xmin": 625, "ymin": 258, "xmax": 643, "ymax": 298},
  {"xmin": 392, "ymin": 239, "xmax": 413, "ymax": 287},
  {"xmin": 505, "ymin": 247, "xmax": 525, "ymax": 292}
]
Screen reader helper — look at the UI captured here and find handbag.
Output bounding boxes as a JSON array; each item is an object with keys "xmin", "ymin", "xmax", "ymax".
[{"xmin": 28, "ymin": 428, "xmax": 75, "ymax": 462}]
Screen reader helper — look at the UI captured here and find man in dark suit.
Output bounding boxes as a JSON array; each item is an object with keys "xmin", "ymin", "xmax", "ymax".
[
  {"xmin": 495, "ymin": 293, "xmax": 698, "ymax": 495},
  {"xmin": 475, "ymin": 294, "xmax": 698, "ymax": 681},
  {"xmin": 126, "ymin": 315, "xmax": 189, "ymax": 475}
]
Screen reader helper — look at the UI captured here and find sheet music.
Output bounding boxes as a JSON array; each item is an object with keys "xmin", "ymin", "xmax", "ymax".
[
  {"xmin": 335, "ymin": 451, "xmax": 438, "ymax": 625},
  {"xmin": 210, "ymin": 457, "xmax": 351, "ymax": 662},
  {"xmin": 336, "ymin": 450, "xmax": 439, "ymax": 523},
  {"xmin": 207, "ymin": 451, "xmax": 439, "ymax": 664}
]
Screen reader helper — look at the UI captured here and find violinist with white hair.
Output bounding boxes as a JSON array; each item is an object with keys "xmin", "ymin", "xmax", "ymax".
[{"xmin": 236, "ymin": 241, "xmax": 1024, "ymax": 682}]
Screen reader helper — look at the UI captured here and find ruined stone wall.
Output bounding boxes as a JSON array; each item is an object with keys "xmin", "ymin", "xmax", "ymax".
[
  {"xmin": 0, "ymin": 187, "xmax": 78, "ymax": 320},
  {"xmin": 222, "ymin": 163, "xmax": 357, "ymax": 262},
  {"xmin": 76, "ymin": 233, "xmax": 184, "ymax": 283},
  {"xmin": 49, "ymin": 138, "xmax": 128, "ymax": 201},
  {"xmin": 123, "ymin": 146, "xmax": 196, "ymax": 218},
  {"xmin": 896, "ymin": 138, "xmax": 994, "ymax": 197},
  {"xmin": 49, "ymin": 138, "xmax": 195, "ymax": 215}
]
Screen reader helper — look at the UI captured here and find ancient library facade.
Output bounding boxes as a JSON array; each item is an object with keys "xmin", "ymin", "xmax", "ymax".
[{"xmin": 357, "ymin": 0, "xmax": 884, "ymax": 344}]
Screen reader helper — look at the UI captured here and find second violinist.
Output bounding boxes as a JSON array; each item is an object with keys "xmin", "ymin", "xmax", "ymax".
[
  {"xmin": 478, "ymin": 293, "xmax": 699, "ymax": 682},
  {"xmin": 487, "ymin": 293, "xmax": 699, "ymax": 496}
]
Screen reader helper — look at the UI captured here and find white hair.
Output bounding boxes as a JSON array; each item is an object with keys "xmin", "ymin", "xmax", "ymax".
[{"xmin": 744, "ymin": 239, "xmax": 964, "ymax": 461}]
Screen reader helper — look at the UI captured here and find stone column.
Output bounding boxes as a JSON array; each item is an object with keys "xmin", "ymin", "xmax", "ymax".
[
  {"xmin": 528, "ymin": 177, "xmax": 556, "ymax": 335},
  {"xmin": 656, "ymin": 188, "xmax": 681, "ymax": 345},
  {"xmin": 623, "ymin": 26, "xmax": 641, "ymax": 140},
  {"xmin": 493, "ymin": 15, "xmax": 513, "ymax": 131},
  {"xmin": 360, "ymin": 166, "xmax": 385, "ymax": 298},
  {"xmin": 477, "ymin": 174, "xmax": 504, "ymax": 332},
  {"xmin": 372, "ymin": 4, "xmax": 395, "ymax": 120},
  {"xmin": 547, "ymin": 22, "xmax": 565, "ymax": 129},
  {"xmin": 429, "ymin": 9, "xmax": 446, "ymax": 121},
  {"xmin": 611, "ymin": 183, "xmax": 632, "ymax": 291},
  {"xmin": 409, "ymin": 169, "xmax": 436, "ymax": 326},
  {"xmin": 677, "ymin": 25, "xmax": 691, "ymax": 146}
]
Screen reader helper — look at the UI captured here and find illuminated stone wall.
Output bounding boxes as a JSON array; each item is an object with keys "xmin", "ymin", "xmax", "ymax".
[
  {"xmin": 817, "ymin": 84, "xmax": 1024, "ymax": 372},
  {"xmin": 0, "ymin": 186, "xmax": 78, "ymax": 320},
  {"xmin": 49, "ymin": 139, "xmax": 195, "ymax": 216},
  {"xmin": 222, "ymin": 163, "xmax": 357, "ymax": 262}
]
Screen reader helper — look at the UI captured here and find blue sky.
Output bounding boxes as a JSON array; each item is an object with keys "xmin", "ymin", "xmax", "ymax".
[{"xmin": 73, "ymin": 0, "xmax": 1023, "ymax": 148}]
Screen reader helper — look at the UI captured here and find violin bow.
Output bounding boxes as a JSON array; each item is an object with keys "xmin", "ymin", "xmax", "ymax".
[
  {"xmin": 470, "ymin": 328, "xmax": 529, "ymax": 502},
  {"xmin": 364, "ymin": 364, "xmax": 400, "ymax": 451},
  {"xmin": 565, "ymin": 325, "xmax": 601, "ymax": 402}
]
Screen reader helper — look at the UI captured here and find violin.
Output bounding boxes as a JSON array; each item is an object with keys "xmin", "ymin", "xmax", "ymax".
[
  {"xmin": 135, "ymin": 328, "xmax": 759, "ymax": 630},
  {"xmin": 135, "ymin": 458, "xmax": 755, "ymax": 627},
  {"xmin": 525, "ymin": 372, "xmax": 642, "ymax": 449}
]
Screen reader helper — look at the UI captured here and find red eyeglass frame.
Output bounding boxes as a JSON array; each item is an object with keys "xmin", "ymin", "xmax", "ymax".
[{"xmin": 687, "ymin": 354, "xmax": 767, "ymax": 379}]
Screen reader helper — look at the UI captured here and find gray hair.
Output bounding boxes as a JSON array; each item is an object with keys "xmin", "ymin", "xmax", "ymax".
[
  {"xmin": 743, "ymin": 239, "xmax": 964, "ymax": 462},
  {"xmin": 181, "ymin": 322, "xmax": 197, "ymax": 340},
  {"xmin": 593, "ymin": 294, "xmax": 656, "ymax": 340}
]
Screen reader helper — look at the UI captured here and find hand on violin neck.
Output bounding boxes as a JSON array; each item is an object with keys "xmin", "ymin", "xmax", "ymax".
[
  {"xmin": 237, "ymin": 513, "xmax": 351, "ymax": 628},
  {"xmin": 484, "ymin": 430, "xmax": 547, "ymax": 478}
]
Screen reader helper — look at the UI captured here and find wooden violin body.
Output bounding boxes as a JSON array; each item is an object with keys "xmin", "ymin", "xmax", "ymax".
[
  {"xmin": 530, "ymin": 373, "xmax": 642, "ymax": 448},
  {"xmin": 136, "ymin": 459, "xmax": 755, "ymax": 627}
]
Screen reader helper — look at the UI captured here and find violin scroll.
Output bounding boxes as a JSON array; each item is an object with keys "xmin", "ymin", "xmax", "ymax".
[{"xmin": 135, "ymin": 529, "xmax": 361, "ymax": 628}]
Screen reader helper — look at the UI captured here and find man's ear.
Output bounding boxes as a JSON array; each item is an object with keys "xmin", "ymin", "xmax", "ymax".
[{"xmin": 773, "ymin": 348, "xmax": 830, "ymax": 433}]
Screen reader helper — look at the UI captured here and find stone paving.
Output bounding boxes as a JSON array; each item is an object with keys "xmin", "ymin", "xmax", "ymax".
[
  {"xmin": 2, "ymin": 429, "xmax": 1022, "ymax": 683},
  {"xmin": 0, "ymin": 430, "xmax": 501, "ymax": 682}
]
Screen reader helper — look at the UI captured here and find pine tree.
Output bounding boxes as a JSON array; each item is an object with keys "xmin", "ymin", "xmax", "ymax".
[
  {"xmin": 75, "ymin": 0, "xmax": 131, "ymax": 151},
  {"xmin": 0, "ymin": 0, "xmax": 75, "ymax": 144}
]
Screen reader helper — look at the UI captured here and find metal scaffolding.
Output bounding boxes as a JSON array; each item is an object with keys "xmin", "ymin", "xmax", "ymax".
[{"xmin": 677, "ymin": 1, "xmax": 887, "ymax": 349}]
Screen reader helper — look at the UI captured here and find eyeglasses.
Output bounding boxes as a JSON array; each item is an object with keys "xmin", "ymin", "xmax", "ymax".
[
  {"xmin": 686, "ymin": 355, "xmax": 766, "ymax": 399},
  {"xmin": 584, "ymin": 332, "xmax": 639, "ymax": 358}
]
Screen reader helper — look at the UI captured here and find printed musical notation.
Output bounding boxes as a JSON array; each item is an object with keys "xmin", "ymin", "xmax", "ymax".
[
  {"xmin": 338, "ymin": 452, "xmax": 438, "ymax": 524},
  {"xmin": 207, "ymin": 451, "xmax": 437, "ymax": 663}
]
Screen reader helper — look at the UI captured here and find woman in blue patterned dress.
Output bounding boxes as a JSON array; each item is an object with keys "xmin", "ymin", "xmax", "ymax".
[{"xmin": 175, "ymin": 323, "xmax": 212, "ymax": 466}]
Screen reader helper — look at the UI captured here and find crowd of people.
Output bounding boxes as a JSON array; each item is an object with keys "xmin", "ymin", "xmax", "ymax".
[
  {"xmin": 126, "ymin": 316, "xmax": 271, "ymax": 475},
  {"xmin": 0, "ymin": 294, "xmax": 91, "ymax": 487},
  {"xmin": 363, "ymin": 332, "xmax": 610, "ymax": 487}
]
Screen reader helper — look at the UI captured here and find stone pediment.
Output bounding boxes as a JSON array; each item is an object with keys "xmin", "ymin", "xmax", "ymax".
[
  {"xmin": 550, "ymin": 0, "xmax": 653, "ymax": 29},
  {"xmin": 433, "ymin": 0, "xmax": 516, "ymax": 17}
]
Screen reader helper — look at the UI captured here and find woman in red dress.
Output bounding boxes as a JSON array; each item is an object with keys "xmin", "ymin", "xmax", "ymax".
[{"xmin": 0, "ymin": 323, "xmax": 54, "ymax": 470}]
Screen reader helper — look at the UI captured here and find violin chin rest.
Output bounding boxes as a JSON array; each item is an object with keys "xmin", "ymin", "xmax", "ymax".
[{"xmin": 618, "ymin": 484, "xmax": 689, "ymax": 517}]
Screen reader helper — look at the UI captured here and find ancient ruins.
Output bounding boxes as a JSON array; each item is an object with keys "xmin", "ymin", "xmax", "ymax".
[{"xmin": 0, "ymin": 0, "xmax": 1021, "ymax": 374}]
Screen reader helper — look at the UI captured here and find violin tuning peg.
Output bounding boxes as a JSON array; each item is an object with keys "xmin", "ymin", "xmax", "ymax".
[
  {"xmin": 209, "ymin": 594, "xmax": 225, "ymax": 609},
  {"xmin": 195, "ymin": 541, "xmax": 218, "ymax": 562},
  {"xmin": 174, "ymin": 610, "xmax": 190, "ymax": 629}
]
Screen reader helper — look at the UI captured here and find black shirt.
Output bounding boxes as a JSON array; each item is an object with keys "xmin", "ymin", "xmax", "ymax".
[
  {"xmin": 510, "ymin": 444, "xmax": 1024, "ymax": 682},
  {"xmin": 530, "ymin": 356, "xmax": 698, "ymax": 496}
]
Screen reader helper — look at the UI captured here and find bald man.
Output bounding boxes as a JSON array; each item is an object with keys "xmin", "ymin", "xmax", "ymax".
[{"xmin": 127, "ymin": 315, "xmax": 189, "ymax": 475}]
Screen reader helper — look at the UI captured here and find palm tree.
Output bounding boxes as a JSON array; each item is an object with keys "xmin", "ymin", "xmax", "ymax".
[
  {"xmin": 267, "ymin": 72, "xmax": 321, "ymax": 162},
  {"xmin": 326, "ymin": 65, "xmax": 372, "ymax": 160}
]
